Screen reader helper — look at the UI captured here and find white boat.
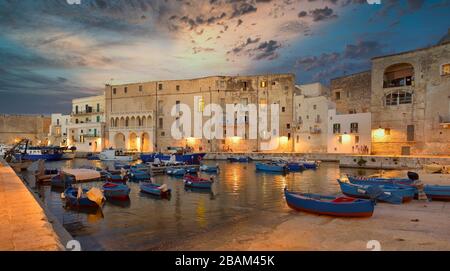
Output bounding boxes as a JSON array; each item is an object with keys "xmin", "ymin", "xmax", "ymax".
[
  {"xmin": 62, "ymin": 151, "xmax": 76, "ymax": 160},
  {"xmin": 98, "ymin": 149, "xmax": 137, "ymax": 161}
]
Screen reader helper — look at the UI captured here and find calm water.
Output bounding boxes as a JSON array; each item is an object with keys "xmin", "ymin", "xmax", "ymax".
[{"xmin": 23, "ymin": 159, "xmax": 386, "ymax": 250}]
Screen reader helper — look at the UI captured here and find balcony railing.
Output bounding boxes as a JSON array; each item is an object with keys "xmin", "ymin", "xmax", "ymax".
[{"xmin": 71, "ymin": 110, "xmax": 104, "ymax": 116}]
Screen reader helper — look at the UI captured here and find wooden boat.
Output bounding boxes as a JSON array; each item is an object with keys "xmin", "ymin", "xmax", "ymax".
[
  {"xmin": 184, "ymin": 175, "xmax": 213, "ymax": 189},
  {"xmin": 300, "ymin": 160, "xmax": 320, "ymax": 169},
  {"xmin": 99, "ymin": 149, "xmax": 137, "ymax": 162},
  {"xmin": 227, "ymin": 156, "xmax": 251, "ymax": 163},
  {"xmin": 51, "ymin": 169, "xmax": 101, "ymax": 188},
  {"xmin": 347, "ymin": 175, "xmax": 414, "ymax": 186},
  {"xmin": 15, "ymin": 146, "xmax": 64, "ymax": 161},
  {"xmin": 200, "ymin": 164, "xmax": 219, "ymax": 173},
  {"xmin": 166, "ymin": 168, "xmax": 186, "ymax": 176},
  {"xmin": 63, "ymin": 187, "xmax": 105, "ymax": 208},
  {"xmin": 140, "ymin": 183, "xmax": 171, "ymax": 197},
  {"xmin": 140, "ymin": 152, "xmax": 206, "ymax": 165},
  {"xmin": 284, "ymin": 188, "xmax": 374, "ymax": 217},
  {"xmin": 105, "ymin": 173, "xmax": 128, "ymax": 184},
  {"xmin": 114, "ymin": 162, "xmax": 131, "ymax": 170},
  {"xmin": 338, "ymin": 180, "xmax": 414, "ymax": 204},
  {"xmin": 272, "ymin": 159, "xmax": 305, "ymax": 171},
  {"xmin": 255, "ymin": 162, "xmax": 288, "ymax": 173},
  {"xmin": 102, "ymin": 182, "xmax": 130, "ymax": 200},
  {"xmin": 420, "ymin": 185, "xmax": 450, "ymax": 201},
  {"xmin": 128, "ymin": 169, "xmax": 151, "ymax": 182}
]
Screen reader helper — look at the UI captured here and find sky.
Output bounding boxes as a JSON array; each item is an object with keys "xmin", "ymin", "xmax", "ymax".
[{"xmin": 0, "ymin": 0, "xmax": 449, "ymax": 114}]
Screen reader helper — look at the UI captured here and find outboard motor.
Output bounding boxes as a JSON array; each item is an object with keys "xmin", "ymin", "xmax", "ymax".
[{"xmin": 407, "ymin": 171, "xmax": 419, "ymax": 181}]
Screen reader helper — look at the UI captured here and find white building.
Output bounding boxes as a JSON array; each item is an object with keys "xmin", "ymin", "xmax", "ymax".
[
  {"xmin": 294, "ymin": 83, "xmax": 334, "ymax": 153},
  {"xmin": 67, "ymin": 94, "xmax": 106, "ymax": 152},
  {"xmin": 327, "ymin": 109, "xmax": 372, "ymax": 154},
  {"xmin": 48, "ymin": 113, "xmax": 70, "ymax": 147}
]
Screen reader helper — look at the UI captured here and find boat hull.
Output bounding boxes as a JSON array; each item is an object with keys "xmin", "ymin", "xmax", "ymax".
[
  {"xmin": 16, "ymin": 153, "xmax": 63, "ymax": 161},
  {"xmin": 285, "ymin": 189, "xmax": 374, "ymax": 217},
  {"xmin": 140, "ymin": 153, "xmax": 206, "ymax": 165},
  {"xmin": 102, "ymin": 183, "xmax": 130, "ymax": 200},
  {"xmin": 140, "ymin": 183, "xmax": 171, "ymax": 197},
  {"xmin": 64, "ymin": 188, "xmax": 99, "ymax": 208},
  {"xmin": 256, "ymin": 163, "xmax": 288, "ymax": 173},
  {"xmin": 338, "ymin": 180, "xmax": 413, "ymax": 204}
]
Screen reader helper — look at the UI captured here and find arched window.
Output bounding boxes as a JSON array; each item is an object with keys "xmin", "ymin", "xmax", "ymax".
[
  {"xmin": 125, "ymin": 117, "xmax": 129, "ymax": 127},
  {"xmin": 111, "ymin": 118, "xmax": 115, "ymax": 127},
  {"xmin": 385, "ymin": 90, "xmax": 412, "ymax": 106},
  {"xmin": 383, "ymin": 63, "xmax": 414, "ymax": 88}
]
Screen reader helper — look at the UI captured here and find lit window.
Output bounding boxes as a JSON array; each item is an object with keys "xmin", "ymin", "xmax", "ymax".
[
  {"xmin": 260, "ymin": 81, "xmax": 267, "ymax": 88},
  {"xmin": 442, "ymin": 64, "xmax": 450, "ymax": 76}
]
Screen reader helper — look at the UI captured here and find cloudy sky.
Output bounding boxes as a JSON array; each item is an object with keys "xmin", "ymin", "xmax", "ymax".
[{"xmin": 0, "ymin": 0, "xmax": 449, "ymax": 114}]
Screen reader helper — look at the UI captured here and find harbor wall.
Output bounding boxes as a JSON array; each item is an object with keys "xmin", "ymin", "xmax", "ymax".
[
  {"xmin": 204, "ymin": 152, "xmax": 450, "ymax": 169},
  {"xmin": 0, "ymin": 159, "xmax": 71, "ymax": 251},
  {"xmin": 0, "ymin": 114, "xmax": 51, "ymax": 145}
]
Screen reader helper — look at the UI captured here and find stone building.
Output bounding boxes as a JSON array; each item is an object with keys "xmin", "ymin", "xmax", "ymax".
[
  {"xmin": 67, "ymin": 95, "xmax": 106, "ymax": 152},
  {"xmin": 105, "ymin": 74, "xmax": 295, "ymax": 153},
  {"xmin": 48, "ymin": 113, "xmax": 70, "ymax": 147},
  {"xmin": 330, "ymin": 71, "xmax": 372, "ymax": 114},
  {"xmin": 370, "ymin": 42, "xmax": 450, "ymax": 155},
  {"xmin": 293, "ymin": 83, "xmax": 332, "ymax": 153},
  {"xmin": 0, "ymin": 114, "xmax": 51, "ymax": 145}
]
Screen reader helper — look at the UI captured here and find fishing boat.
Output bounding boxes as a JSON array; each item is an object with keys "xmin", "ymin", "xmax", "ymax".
[
  {"xmin": 272, "ymin": 159, "xmax": 305, "ymax": 171},
  {"xmin": 140, "ymin": 183, "xmax": 171, "ymax": 197},
  {"xmin": 300, "ymin": 160, "xmax": 320, "ymax": 169},
  {"xmin": 114, "ymin": 162, "xmax": 131, "ymax": 170},
  {"xmin": 86, "ymin": 153, "xmax": 100, "ymax": 160},
  {"xmin": 227, "ymin": 156, "xmax": 251, "ymax": 163},
  {"xmin": 140, "ymin": 152, "xmax": 206, "ymax": 165},
  {"xmin": 347, "ymin": 175, "xmax": 414, "ymax": 186},
  {"xmin": 15, "ymin": 146, "xmax": 64, "ymax": 161},
  {"xmin": 0, "ymin": 144, "xmax": 11, "ymax": 156},
  {"xmin": 284, "ymin": 188, "xmax": 375, "ymax": 217},
  {"xmin": 200, "ymin": 164, "xmax": 220, "ymax": 173},
  {"xmin": 102, "ymin": 182, "xmax": 131, "ymax": 200},
  {"xmin": 105, "ymin": 172, "xmax": 128, "ymax": 184},
  {"xmin": 419, "ymin": 185, "xmax": 450, "ymax": 201},
  {"xmin": 51, "ymin": 168, "xmax": 102, "ymax": 188},
  {"xmin": 184, "ymin": 175, "xmax": 213, "ymax": 189},
  {"xmin": 128, "ymin": 169, "xmax": 151, "ymax": 182},
  {"xmin": 255, "ymin": 162, "xmax": 288, "ymax": 173},
  {"xmin": 63, "ymin": 187, "xmax": 105, "ymax": 208},
  {"xmin": 131, "ymin": 163, "xmax": 149, "ymax": 172},
  {"xmin": 186, "ymin": 166, "xmax": 198, "ymax": 174},
  {"xmin": 166, "ymin": 168, "xmax": 187, "ymax": 176},
  {"xmin": 99, "ymin": 149, "xmax": 137, "ymax": 161},
  {"xmin": 337, "ymin": 180, "xmax": 414, "ymax": 204}
]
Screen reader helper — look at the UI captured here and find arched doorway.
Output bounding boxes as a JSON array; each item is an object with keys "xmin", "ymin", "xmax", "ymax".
[
  {"xmin": 129, "ymin": 133, "xmax": 138, "ymax": 151},
  {"xmin": 141, "ymin": 133, "xmax": 151, "ymax": 152},
  {"xmin": 114, "ymin": 133, "xmax": 126, "ymax": 149}
]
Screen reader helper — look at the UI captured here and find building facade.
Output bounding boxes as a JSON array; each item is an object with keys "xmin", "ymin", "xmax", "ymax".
[
  {"xmin": 371, "ymin": 42, "xmax": 450, "ymax": 155},
  {"xmin": 105, "ymin": 74, "xmax": 296, "ymax": 153},
  {"xmin": 330, "ymin": 71, "xmax": 372, "ymax": 114},
  {"xmin": 327, "ymin": 109, "xmax": 371, "ymax": 154},
  {"xmin": 48, "ymin": 113, "xmax": 70, "ymax": 147},
  {"xmin": 67, "ymin": 95, "xmax": 106, "ymax": 152},
  {"xmin": 293, "ymin": 83, "xmax": 332, "ymax": 153}
]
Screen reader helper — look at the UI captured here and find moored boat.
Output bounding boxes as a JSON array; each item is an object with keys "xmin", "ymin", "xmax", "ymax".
[
  {"xmin": 272, "ymin": 159, "xmax": 305, "ymax": 171},
  {"xmin": 166, "ymin": 168, "xmax": 186, "ymax": 176},
  {"xmin": 102, "ymin": 182, "xmax": 130, "ymax": 200},
  {"xmin": 338, "ymin": 180, "xmax": 414, "ymax": 204},
  {"xmin": 140, "ymin": 152, "xmax": 206, "ymax": 165},
  {"xmin": 255, "ymin": 162, "xmax": 288, "ymax": 173},
  {"xmin": 128, "ymin": 169, "xmax": 151, "ymax": 182},
  {"xmin": 227, "ymin": 156, "xmax": 251, "ymax": 163},
  {"xmin": 51, "ymin": 169, "xmax": 102, "ymax": 188},
  {"xmin": 284, "ymin": 188, "xmax": 375, "ymax": 217},
  {"xmin": 63, "ymin": 187, "xmax": 105, "ymax": 208},
  {"xmin": 347, "ymin": 175, "xmax": 414, "ymax": 186},
  {"xmin": 200, "ymin": 164, "xmax": 220, "ymax": 173},
  {"xmin": 184, "ymin": 175, "xmax": 213, "ymax": 189},
  {"xmin": 99, "ymin": 149, "xmax": 137, "ymax": 161},
  {"xmin": 300, "ymin": 160, "xmax": 320, "ymax": 169},
  {"xmin": 140, "ymin": 183, "xmax": 171, "ymax": 197},
  {"xmin": 15, "ymin": 146, "xmax": 64, "ymax": 161}
]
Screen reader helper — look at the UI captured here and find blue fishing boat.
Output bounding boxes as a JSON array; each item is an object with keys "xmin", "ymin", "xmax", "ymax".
[
  {"xmin": 140, "ymin": 183, "xmax": 171, "ymax": 197},
  {"xmin": 227, "ymin": 156, "xmax": 251, "ymax": 163},
  {"xmin": 130, "ymin": 164, "xmax": 148, "ymax": 172},
  {"xmin": 255, "ymin": 162, "xmax": 288, "ymax": 173},
  {"xmin": 200, "ymin": 164, "xmax": 220, "ymax": 173},
  {"xmin": 420, "ymin": 185, "xmax": 450, "ymax": 201},
  {"xmin": 272, "ymin": 159, "xmax": 305, "ymax": 171},
  {"xmin": 166, "ymin": 168, "xmax": 187, "ymax": 176},
  {"xmin": 102, "ymin": 182, "xmax": 130, "ymax": 200},
  {"xmin": 106, "ymin": 172, "xmax": 128, "ymax": 184},
  {"xmin": 63, "ymin": 187, "xmax": 105, "ymax": 208},
  {"xmin": 184, "ymin": 175, "xmax": 213, "ymax": 189},
  {"xmin": 301, "ymin": 160, "xmax": 320, "ymax": 169},
  {"xmin": 284, "ymin": 188, "xmax": 375, "ymax": 217},
  {"xmin": 114, "ymin": 162, "xmax": 131, "ymax": 170},
  {"xmin": 51, "ymin": 169, "xmax": 102, "ymax": 188},
  {"xmin": 140, "ymin": 152, "xmax": 206, "ymax": 165},
  {"xmin": 15, "ymin": 146, "xmax": 63, "ymax": 161},
  {"xmin": 337, "ymin": 180, "xmax": 414, "ymax": 204},
  {"xmin": 347, "ymin": 175, "xmax": 414, "ymax": 186},
  {"xmin": 51, "ymin": 173, "xmax": 75, "ymax": 189},
  {"xmin": 128, "ymin": 169, "xmax": 151, "ymax": 182},
  {"xmin": 86, "ymin": 153, "xmax": 100, "ymax": 160}
]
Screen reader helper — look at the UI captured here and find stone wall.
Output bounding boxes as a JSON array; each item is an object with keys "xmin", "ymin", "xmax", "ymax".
[
  {"xmin": 371, "ymin": 42, "xmax": 450, "ymax": 156},
  {"xmin": 330, "ymin": 71, "xmax": 372, "ymax": 114},
  {"xmin": 0, "ymin": 115, "xmax": 50, "ymax": 145}
]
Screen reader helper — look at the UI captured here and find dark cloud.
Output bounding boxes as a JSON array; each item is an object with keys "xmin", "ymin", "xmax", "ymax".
[
  {"xmin": 252, "ymin": 40, "xmax": 282, "ymax": 60},
  {"xmin": 343, "ymin": 40, "xmax": 385, "ymax": 59},
  {"xmin": 230, "ymin": 3, "xmax": 257, "ymax": 18},
  {"xmin": 298, "ymin": 11, "xmax": 308, "ymax": 17},
  {"xmin": 228, "ymin": 37, "xmax": 261, "ymax": 54}
]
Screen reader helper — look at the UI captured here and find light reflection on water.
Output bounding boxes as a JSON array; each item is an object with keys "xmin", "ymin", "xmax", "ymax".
[{"xmin": 22, "ymin": 159, "xmax": 393, "ymax": 250}]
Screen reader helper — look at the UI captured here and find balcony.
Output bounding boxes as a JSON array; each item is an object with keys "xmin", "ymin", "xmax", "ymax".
[
  {"xmin": 71, "ymin": 110, "xmax": 104, "ymax": 116},
  {"xmin": 439, "ymin": 115, "xmax": 450, "ymax": 128},
  {"xmin": 309, "ymin": 127, "xmax": 321, "ymax": 134}
]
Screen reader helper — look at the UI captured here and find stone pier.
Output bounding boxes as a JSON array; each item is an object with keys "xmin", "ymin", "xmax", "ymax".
[{"xmin": 0, "ymin": 159, "xmax": 67, "ymax": 251}]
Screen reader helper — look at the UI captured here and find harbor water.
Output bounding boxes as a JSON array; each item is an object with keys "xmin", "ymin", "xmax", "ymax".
[{"xmin": 22, "ymin": 159, "xmax": 392, "ymax": 250}]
